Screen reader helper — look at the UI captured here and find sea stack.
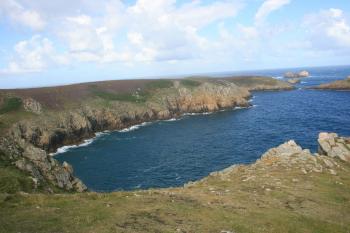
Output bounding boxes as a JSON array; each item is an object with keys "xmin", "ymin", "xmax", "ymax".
[{"xmin": 284, "ymin": 70, "xmax": 310, "ymax": 78}]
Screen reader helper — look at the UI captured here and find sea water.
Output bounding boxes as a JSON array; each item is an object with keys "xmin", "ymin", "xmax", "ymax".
[{"xmin": 56, "ymin": 66, "xmax": 350, "ymax": 191}]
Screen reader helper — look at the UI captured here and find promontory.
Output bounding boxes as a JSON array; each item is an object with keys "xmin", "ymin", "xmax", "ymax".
[{"xmin": 312, "ymin": 76, "xmax": 350, "ymax": 90}]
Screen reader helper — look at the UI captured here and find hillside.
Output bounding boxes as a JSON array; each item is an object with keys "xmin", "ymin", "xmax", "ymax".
[{"xmin": 0, "ymin": 133, "xmax": 349, "ymax": 233}]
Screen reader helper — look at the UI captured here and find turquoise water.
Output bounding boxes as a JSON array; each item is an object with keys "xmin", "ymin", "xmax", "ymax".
[{"xmin": 56, "ymin": 66, "xmax": 350, "ymax": 191}]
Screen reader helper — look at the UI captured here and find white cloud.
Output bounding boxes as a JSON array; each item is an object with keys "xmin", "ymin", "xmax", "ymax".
[
  {"xmin": 255, "ymin": 0, "xmax": 290, "ymax": 24},
  {"xmin": 0, "ymin": 0, "xmax": 46, "ymax": 30},
  {"xmin": 123, "ymin": 0, "xmax": 241, "ymax": 62},
  {"xmin": 304, "ymin": 8, "xmax": 350, "ymax": 49},
  {"xmin": 49, "ymin": 0, "xmax": 241, "ymax": 65},
  {"xmin": 0, "ymin": 35, "xmax": 62, "ymax": 74}
]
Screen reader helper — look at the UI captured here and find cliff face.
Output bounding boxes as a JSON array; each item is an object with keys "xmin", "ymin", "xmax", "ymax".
[
  {"xmin": 13, "ymin": 81, "xmax": 251, "ymax": 152},
  {"xmin": 0, "ymin": 80, "xmax": 255, "ymax": 192}
]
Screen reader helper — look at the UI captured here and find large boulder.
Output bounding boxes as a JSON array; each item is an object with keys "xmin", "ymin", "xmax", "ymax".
[{"xmin": 318, "ymin": 132, "xmax": 350, "ymax": 162}]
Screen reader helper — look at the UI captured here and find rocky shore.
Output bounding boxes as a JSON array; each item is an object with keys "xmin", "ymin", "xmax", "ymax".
[{"xmin": 0, "ymin": 77, "xmax": 292, "ymax": 192}]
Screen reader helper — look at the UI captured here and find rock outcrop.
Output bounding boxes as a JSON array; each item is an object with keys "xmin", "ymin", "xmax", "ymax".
[
  {"xmin": 318, "ymin": 132, "xmax": 350, "ymax": 162},
  {"xmin": 206, "ymin": 133, "xmax": 348, "ymax": 186},
  {"xmin": 23, "ymin": 98, "xmax": 42, "ymax": 114},
  {"xmin": 284, "ymin": 71, "xmax": 309, "ymax": 78},
  {"xmin": 0, "ymin": 136, "xmax": 87, "ymax": 192}
]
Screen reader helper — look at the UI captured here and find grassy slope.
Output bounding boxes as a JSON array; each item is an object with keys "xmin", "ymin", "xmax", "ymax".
[{"xmin": 0, "ymin": 157, "xmax": 349, "ymax": 233}]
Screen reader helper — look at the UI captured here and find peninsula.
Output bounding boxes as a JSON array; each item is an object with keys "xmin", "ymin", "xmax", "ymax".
[{"xmin": 313, "ymin": 76, "xmax": 350, "ymax": 90}]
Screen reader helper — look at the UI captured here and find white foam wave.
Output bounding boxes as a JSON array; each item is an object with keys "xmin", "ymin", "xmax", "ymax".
[
  {"xmin": 164, "ymin": 118, "xmax": 178, "ymax": 122},
  {"xmin": 184, "ymin": 111, "xmax": 213, "ymax": 116},
  {"xmin": 235, "ymin": 105, "xmax": 251, "ymax": 110},
  {"xmin": 119, "ymin": 122, "xmax": 151, "ymax": 132},
  {"xmin": 273, "ymin": 76, "xmax": 283, "ymax": 79},
  {"xmin": 51, "ymin": 131, "xmax": 109, "ymax": 156}
]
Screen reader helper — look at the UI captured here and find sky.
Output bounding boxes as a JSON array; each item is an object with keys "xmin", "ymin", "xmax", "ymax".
[{"xmin": 0, "ymin": 0, "xmax": 350, "ymax": 88}]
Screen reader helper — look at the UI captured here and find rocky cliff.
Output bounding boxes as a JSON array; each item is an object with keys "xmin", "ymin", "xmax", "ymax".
[{"xmin": 0, "ymin": 77, "xmax": 293, "ymax": 193}]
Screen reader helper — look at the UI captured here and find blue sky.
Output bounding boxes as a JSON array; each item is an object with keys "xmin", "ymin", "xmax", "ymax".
[{"xmin": 0, "ymin": 0, "xmax": 350, "ymax": 88}]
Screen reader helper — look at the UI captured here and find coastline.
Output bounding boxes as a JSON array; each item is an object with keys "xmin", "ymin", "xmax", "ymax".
[
  {"xmin": 51, "ymin": 104, "xmax": 254, "ymax": 156},
  {"xmin": 0, "ymin": 77, "xmax": 293, "ymax": 192}
]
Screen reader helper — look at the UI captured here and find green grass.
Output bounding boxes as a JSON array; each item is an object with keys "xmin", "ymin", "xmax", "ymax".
[
  {"xmin": 180, "ymin": 79, "xmax": 201, "ymax": 88},
  {"xmin": 0, "ymin": 157, "xmax": 34, "ymax": 194},
  {"xmin": 0, "ymin": 157, "xmax": 349, "ymax": 233},
  {"xmin": 0, "ymin": 110, "xmax": 36, "ymax": 134},
  {"xmin": 0, "ymin": 97, "xmax": 22, "ymax": 115},
  {"xmin": 90, "ymin": 80, "xmax": 174, "ymax": 104},
  {"xmin": 146, "ymin": 80, "xmax": 173, "ymax": 89},
  {"xmin": 92, "ymin": 90, "xmax": 147, "ymax": 103}
]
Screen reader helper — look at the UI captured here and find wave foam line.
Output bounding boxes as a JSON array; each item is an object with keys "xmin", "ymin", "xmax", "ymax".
[{"xmin": 51, "ymin": 131, "xmax": 110, "ymax": 156}]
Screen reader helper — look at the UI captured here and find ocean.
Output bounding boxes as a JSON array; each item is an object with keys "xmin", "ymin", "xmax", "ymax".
[{"xmin": 55, "ymin": 66, "xmax": 350, "ymax": 192}]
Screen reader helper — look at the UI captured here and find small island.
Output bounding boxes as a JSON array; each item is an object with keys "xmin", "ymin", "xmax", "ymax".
[{"xmin": 284, "ymin": 70, "xmax": 310, "ymax": 79}]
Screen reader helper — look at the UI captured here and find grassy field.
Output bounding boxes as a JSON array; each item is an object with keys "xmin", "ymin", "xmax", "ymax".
[
  {"xmin": 0, "ymin": 97, "xmax": 22, "ymax": 114},
  {"xmin": 0, "ymin": 154, "xmax": 349, "ymax": 233}
]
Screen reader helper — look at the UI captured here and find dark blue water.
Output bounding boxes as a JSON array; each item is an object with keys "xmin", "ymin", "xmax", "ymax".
[{"xmin": 56, "ymin": 66, "xmax": 350, "ymax": 192}]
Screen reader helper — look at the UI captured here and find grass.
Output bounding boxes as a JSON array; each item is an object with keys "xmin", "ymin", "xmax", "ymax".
[
  {"xmin": 0, "ymin": 110, "xmax": 36, "ymax": 134},
  {"xmin": 0, "ymin": 97, "xmax": 22, "ymax": 115},
  {"xmin": 90, "ymin": 80, "xmax": 175, "ymax": 104},
  {"xmin": 93, "ymin": 90, "xmax": 145, "ymax": 102},
  {"xmin": 92, "ymin": 90, "xmax": 149, "ymax": 103},
  {"xmin": 0, "ymin": 157, "xmax": 34, "ymax": 194},
  {"xmin": 145, "ymin": 80, "xmax": 173, "ymax": 89},
  {"xmin": 180, "ymin": 79, "xmax": 201, "ymax": 88},
  {"xmin": 0, "ymin": 157, "xmax": 349, "ymax": 233}
]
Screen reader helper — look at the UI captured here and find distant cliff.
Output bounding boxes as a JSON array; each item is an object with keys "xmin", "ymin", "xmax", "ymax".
[{"xmin": 0, "ymin": 77, "xmax": 292, "ymax": 192}]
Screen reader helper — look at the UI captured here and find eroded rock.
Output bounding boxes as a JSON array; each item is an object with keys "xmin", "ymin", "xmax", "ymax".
[{"xmin": 318, "ymin": 132, "xmax": 350, "ymax": 162}]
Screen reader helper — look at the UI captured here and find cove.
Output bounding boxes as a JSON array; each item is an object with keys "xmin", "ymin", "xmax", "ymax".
[{"xmin": 55, "ymin": 66, "xmax": 350, "ymax": 192}]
